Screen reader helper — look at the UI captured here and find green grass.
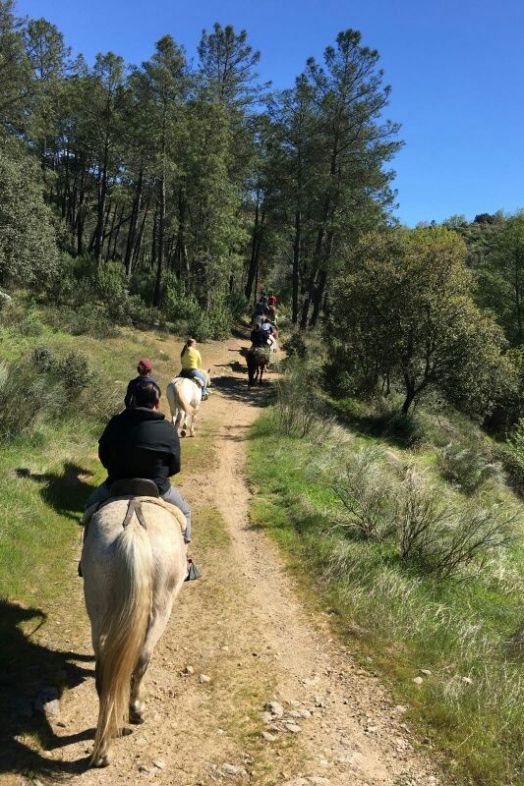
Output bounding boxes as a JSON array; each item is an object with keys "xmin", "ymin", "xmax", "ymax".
[
  {"xmin": 0, "ymin": 309, "xmax": 196, "ymax": 609},
  {"xmin": 247, "ymin": 410, "xmax": 524, "ymax": 786}
]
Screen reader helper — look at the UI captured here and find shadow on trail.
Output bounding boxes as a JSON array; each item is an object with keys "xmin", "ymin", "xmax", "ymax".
[
  {"xmin": 0, "ymin": 599, "xmax": 94, "ymax": 778},
  {"xmin": 212, "ymin": 374, "xmax": 276, "ymax": 407},
  {"xmin": 16, "ymin": 462, "xmax": 94, "ymax": 521}
]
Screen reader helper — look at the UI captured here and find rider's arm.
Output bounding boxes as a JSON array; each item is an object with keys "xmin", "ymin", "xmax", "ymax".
[
  {"xmin": 98, "ymin": 429, "xmax": 111, "ymax": 469},
  {"xmin": 124, "ymin": 380, "xmax": 134, "ymax": 408},
  {"xmin": 166, "ymin": 428, "xmax": 181, "ymax": 476}
]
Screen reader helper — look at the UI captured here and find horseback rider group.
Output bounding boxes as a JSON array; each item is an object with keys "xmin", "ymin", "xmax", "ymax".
[
  {"xmin": 83, "ymin": 345, "xmax": 210, "ymax": 579},
  {"xmin": 250, "ymin": 291, "xmax": 279, "ymax": 356},
  {"xmin": 84, "ymin": 290, "xmax": 279, "ymax": 569}
]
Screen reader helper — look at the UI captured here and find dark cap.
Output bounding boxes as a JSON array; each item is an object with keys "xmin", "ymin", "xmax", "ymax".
[{"xmin": 137, "ymin": 358, "xmax": 153, "ymax": 373}]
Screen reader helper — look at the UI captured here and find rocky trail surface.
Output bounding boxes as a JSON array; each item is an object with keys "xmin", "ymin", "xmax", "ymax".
[{"xmin": 6, "ymin": 339, "xmax": 441, "ymax": 786}]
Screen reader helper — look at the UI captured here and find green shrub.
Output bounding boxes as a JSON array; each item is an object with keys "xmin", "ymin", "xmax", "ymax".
[
  {"xmin": 33, "ymin": 346, "xmax": 55, "ymax": 373},
  {"xmin": 43, "ymin": 304, "xmax": 118, "ymax": 339},
  {"xmin": 0, "ymin": 358, "xmax": 65, "ymax": 441},
  {"xmin": 186, "ymin": 309, "xmax": 213, "ymax": 341},
  {"xmin": 96, "ymin": 261, "xmax": 130, "ymax": 323},
  {"xmin": 282, "ymin": 331, "xmax": 307, "ymax": 359},
  {"xmin": 396, "ymin": 466, "xmax": 511, "ymax": 577},
  {"xmin": 128, "ymin": 294, "xmax": 161, "ymax": 329},
  {"xmin": 332, "ymin": 446, "xmax": 395, "ymax": 539},
  {"xmin": 207, "ymin": 297, "xmax": 233, "ymax": 340},
  {"xmin": 45, "ymin": 252, "xmax": 78, "ymax": 304},
  {"xmin": 383, "ymin": 411, "xmax": 424, "ymax": 447},
  {"xmin": 276, "ymin": 359, "xmax": 321, "ymax": 437},
  {"xmin": 226, "ymin": 289, "xmax": 248, "ymax": 321},
  {"xmin": 55, "ymin": 351, "xmax": 92, "ymax": 395},
  {"xmin": 17, "ymin": 313, "xmax": 45, "ymax": 337},
  {"xmin": 32, "ymin": 345, "xmax": 91, "ymax": 399},
  {"xmin": 508, "ymin": 417, "xmax": 524, "ymax": 472},
  {"xmin": 438, "ymin": 442, "xmax": 497, "ymax": 494},
  {"xmin": 83, "ymin": 382, "xmax": 123, "ymax": 420}
]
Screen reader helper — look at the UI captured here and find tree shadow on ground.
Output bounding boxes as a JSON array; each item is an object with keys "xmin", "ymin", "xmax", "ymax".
[
  {"xmin": 0, "ymin": 599, "xmax": 95, "ymax": 777},
  {"xmin": 212, "ymin": 375, "xmax": 275, "ymax": 408},
  {"xmin": 16, "ymin": 462, "xmax": 95, "ymax": 521}
]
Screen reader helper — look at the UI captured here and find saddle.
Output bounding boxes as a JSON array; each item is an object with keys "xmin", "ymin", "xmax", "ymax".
[
  {"xmin": 178, "ymin": 370, "xmax": 204, "ymax": 389},
  {"xmin": 82, "ymin": 478, "xmax": 187, "ymax": 534}
]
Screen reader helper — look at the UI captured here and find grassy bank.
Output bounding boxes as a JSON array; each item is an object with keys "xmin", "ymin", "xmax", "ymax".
[
  {"xmin": 247, "ymin": 408, "xmax": 524, "ymax": 786},
  {"xmin": 0, "ymin": 302, "xmax": 200, "ymax": 620}
]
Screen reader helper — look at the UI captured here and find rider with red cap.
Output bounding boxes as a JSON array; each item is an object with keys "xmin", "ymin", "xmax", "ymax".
[{"xmin": 124, "ymin": 358, "xmax": 158, "ymax": 409}]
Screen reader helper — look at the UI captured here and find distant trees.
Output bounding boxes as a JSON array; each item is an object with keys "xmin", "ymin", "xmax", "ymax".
[
  {"xmin": 0, "ymin": 138, "xmax": 58, "ymax": 288},
  {"xmin": 261, "ymin": 30, "xmax": 401, "ymax": 326},
  {"xmin": 0, "ymin": 2, "xmax": 403, "ymax": 331},
  {"xmin": 472, "ymin": 212, "xmax": 524, "ymax": 344},
  {"xmin": 326, "ymin": 227, "xmax": 511, "ymax": 415}
]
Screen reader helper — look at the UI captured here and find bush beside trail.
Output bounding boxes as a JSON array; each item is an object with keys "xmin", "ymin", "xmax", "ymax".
[{"xmin": 247, "ymin": 361, "xmax": 524, "ymax": 786}]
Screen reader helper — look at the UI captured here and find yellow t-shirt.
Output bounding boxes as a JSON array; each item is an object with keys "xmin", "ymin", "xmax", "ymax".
[{"xmin": 181, "ymin": 346, "xmax": 202, "ymax": 371}]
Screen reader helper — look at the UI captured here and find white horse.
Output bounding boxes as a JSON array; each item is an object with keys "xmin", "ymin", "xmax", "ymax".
[
  {"xmin": 166, "ymin": 377, "xmax": 202, "ymax": 437},
  {"xmin": 81, "ymin": 497, "xmax": 187, "ymax": 767}
]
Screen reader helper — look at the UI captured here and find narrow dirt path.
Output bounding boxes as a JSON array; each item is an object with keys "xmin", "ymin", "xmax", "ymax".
[{"xmin": 10, "ymin": 340, "xmax": 441, "ymax": 786}]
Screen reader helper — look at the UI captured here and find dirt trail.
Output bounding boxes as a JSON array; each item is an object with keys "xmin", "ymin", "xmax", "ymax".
[{"xmin": 9, "ymin": 339, "xmax": 441, "ymax": 786}]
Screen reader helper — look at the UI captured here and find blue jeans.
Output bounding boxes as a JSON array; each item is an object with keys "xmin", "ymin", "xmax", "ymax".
[
  {"xmin": 84, "ymin": 481, "xmax": 192, "ymax": 542},
  {"xmin": 181, "ymin": 368, "xmax": 207, "ymax": 395}
]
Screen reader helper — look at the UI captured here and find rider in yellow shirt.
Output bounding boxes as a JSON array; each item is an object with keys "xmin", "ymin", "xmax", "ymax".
[{"xmin": 180, "ymin": 338, "xmax": 209, "ymax": 399}]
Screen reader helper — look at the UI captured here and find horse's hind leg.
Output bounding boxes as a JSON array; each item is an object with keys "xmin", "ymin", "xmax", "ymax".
[
  {"xmin": 129, "ymin": 650, "xmax": 151, "ymax": 724},
  {"xmin": 130, "ymin": 603, "xmax": 175, "ymax": 724},
  {"xmin": 179, "ymin": 411, "xmax": 187, "ymax": 438}
]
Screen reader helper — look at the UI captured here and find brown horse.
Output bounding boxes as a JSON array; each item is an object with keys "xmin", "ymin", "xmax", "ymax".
[{"xmin": 240, "ymin": 347, "xmax": 270, "ymax": 386}]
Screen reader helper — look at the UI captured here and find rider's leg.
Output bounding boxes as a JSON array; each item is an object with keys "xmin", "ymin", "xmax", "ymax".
[
  {"xmin": 192, "ymin": 369, "xmax": 208, "ymax": 395},
  {"xmin": 162, "ymin": 486, "xmax": 192, "ymax": 543}
]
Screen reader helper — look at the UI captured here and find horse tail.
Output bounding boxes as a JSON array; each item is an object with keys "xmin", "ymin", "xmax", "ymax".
[
  {"xmin": 176, "ymin": 381, "xmax": 197, "ymax": 417},
  {"xmin": 91, "ymin": 511, "xmax": 153, "ymax": 766},
  {"xmin": 166, "ymin": 381, "xmax": 177, "ymax": 421}
]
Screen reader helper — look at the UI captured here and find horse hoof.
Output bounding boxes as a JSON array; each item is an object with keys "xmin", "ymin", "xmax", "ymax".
[
  {"xmin": 129, "ymin": 707, "xmax": 145, "ymax": 725},
  {"xmin": 91, "ymin": 753, "xmax": 110, "ymax": 768}
]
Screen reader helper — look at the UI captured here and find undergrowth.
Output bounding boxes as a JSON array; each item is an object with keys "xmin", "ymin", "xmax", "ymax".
[{"xmin": 247, "ymin": 409, "xmax": 524, "ymax": 786}]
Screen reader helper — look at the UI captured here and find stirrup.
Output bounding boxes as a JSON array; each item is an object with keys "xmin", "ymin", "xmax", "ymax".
[{"xmin": 184, "ymin": 558, "xmax": 201, "ymax": 581}]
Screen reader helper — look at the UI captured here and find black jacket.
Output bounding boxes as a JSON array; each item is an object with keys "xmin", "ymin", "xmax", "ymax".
[
  {"xmin": 98, "ymin": 408, "xmax": 180, "ymax": 494},
  {"xmin": 251, "ymin": 328, "xmax": 268, "ymax": 348}
]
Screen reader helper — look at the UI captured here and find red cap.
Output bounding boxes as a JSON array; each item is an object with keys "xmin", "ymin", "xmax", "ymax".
[{"xmin": 137, "ymin": 358, "xmax": 153, "ymax": 373}]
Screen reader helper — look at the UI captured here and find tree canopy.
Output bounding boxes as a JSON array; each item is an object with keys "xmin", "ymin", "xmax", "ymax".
[{"xmin": 326, "ymin": 227, "xmax": 512, "ymax": 415}]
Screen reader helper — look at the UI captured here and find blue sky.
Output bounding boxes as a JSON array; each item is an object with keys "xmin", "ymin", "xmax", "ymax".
[{"xmin": 17, "ymin": 0, "xmax": 524, "ymax": 226}]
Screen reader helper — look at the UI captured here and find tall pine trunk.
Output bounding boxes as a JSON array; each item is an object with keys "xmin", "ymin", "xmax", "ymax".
[
  {"xmin": 291, "ymin": 209, "xmax": 301, "ymax": 325},
  {"xmin": 124, "ymin": 171, "xmax": 143, "ymax": 277}
]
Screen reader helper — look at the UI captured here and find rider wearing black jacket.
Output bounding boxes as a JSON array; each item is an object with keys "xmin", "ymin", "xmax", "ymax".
[
  {"xmin": 99, "ymin": 407, "xmax": 180, "ymax": 494},
  {"xmin": 84, "ymin": 383, "xmax": 192, "ymax": 542}
]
